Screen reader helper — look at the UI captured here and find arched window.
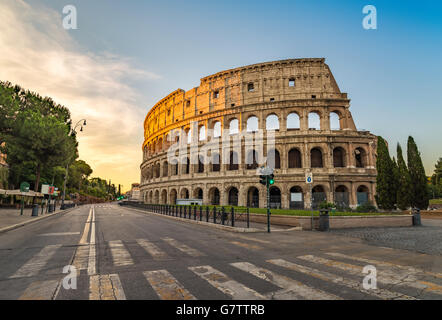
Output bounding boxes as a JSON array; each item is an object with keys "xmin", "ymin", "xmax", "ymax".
[
  {"xmin": 267, "ymin": 149, "xmax": 281, "ymax": 169},
  {"xmin": 247, "ymin": 187, "xmax": 259, "ymax": 208},
  {"xmin": 162, "ymin": 161, "xmax": 168, "ymax": 177},
  {"xmin": 287, "ymin": 112, "xmax": 300, "ymax": 129},
  {"xmin": 330, "ymin": 112, "xmax": 340, "ymax": 130},
  {"xmin": 355, "ymin": 148, "xmax": 366, "ymax": 168},
  {"xmin": 246, "ymin": 150, "xmax": 259, "ymax": 170},
  {"xmin": 228, "ymin": 187, "xmax": 239, "ymax": 206},
  {"xmin": 288, "ymin": 148, "xmax": 302, "ymax": 168},
  {"xmin": 198, "ymin": 155, "xmax": 204, "ymax": 173},
  {"xmin": 228, "ymin": 151, "xmax": 238, "ymax": 170},
  {"xmin": 333, "ymin": 147, "xmax": 346, "ymax": 168},
  {"xmin": 212, "ymin": 152, "xmax": 220, "ymax": 172},
  {"xmin": 289, "ymin": 186, "xmax": 304, "ymax": 209},
  {"xmin": 335, "ymin": 185, "xmax": 349, "ymax": 208},
  {"xmin": 182, "ymin": 157, "xmax": 190, "ymax": 174},
  {"xmin": 312, "ymin": 185, "xmax": 326, "ymax": 209},
  {"xmin": 266, "ymin": 114, "xmax": 279, "ymax": 131},
  {"xmin": 213, "ymin": 121, "xmax": 221, "ymax": 138},
  {"xmin": 311, "ymin": 148, "xmax": 323, "ymax": 168},
  {"xmin": 357, "ymin": 185, "xmax": 369, "ymax": 205},
  {"xmin": 199, "ymin": 126, "xmax": 206, "ymax": 141},
  {"xmin": 246, "ymin": 116, "xmax": 258, "ymax": 132},
  {"xmin": 210, "ymin": 188, "xmax": 220, "ymax": 205},
  {"xmin": 269, "ymin": 187, "xmax": 281, "ymax": 209},
  {"xmin": 186, "ymin": 128, "xmax": 192, "ymax": 144},
  {"xmin": 229, "ymin": 119, "xmax": 239, "ymax": 135},
  {"xmin": 308, "ymin": 112, "xmax": 321, "ymax": 130}
]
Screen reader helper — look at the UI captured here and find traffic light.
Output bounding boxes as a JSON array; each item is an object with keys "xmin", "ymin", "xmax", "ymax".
[
  {"xmin": 269, "ymin": 174, "xmax": 274, "ymax": 185},
  {"xmin": 259, "ymin": 175, "xmax": 267, "ymax": 186}
]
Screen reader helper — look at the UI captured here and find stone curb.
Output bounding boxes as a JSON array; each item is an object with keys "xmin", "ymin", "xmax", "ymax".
[
  {"xmin": 0, "ymin": 206, "xmax": 79, "ymax": 234},
  {"xmin": 124, "ymin": 206, "xmax": 266, "ymax": 233}
]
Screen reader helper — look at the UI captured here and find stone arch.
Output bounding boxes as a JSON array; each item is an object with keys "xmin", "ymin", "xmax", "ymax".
[
  {"xmin": 246, "ymin": 115, "xmax": 259, "ymax": 132},
  {"xmin": 170, "ymin": 189, "xmax": 177, "ymax": 204},
  {"xmin": 199, "ymin": 125, "xmax": 206, "ymax": 141},
  {"xmin": 266, "ymin": 114, "xmax": 279, "ymax": 131},
  {"xmin": 355, "ymin": 147, "xmax": 367, "ymax": 168},
  {"xmin": 267, "ymin": 149, "xmax": 281, "ymax": 169},
  {"xmin": 209, "ymin": 187, "xmax": 220, "ymax": 205},
  {"xmin": 227, "ymin": 187, "xmax": 239, "ymax": 206},
  {"xmin": 335, "ymin": 185, "xmax": 350, "ymax": 208},
  {"xmin": 288, "ymin": 148, "xmax": 302, "ymax": 168},
  {"xmin": 229, "ymin": 118, "xmax": 239, "ymax": 135},
  {"xmin": 193, "ymin": 187, "xmax": 203, "ymax": 200},
  {"xmin": 148, "ymin": 190, "xmax": 153, "ymax": 203},
  {"xmin": 269, "ymin": 186, "xmax": 281, "ymax": 209},
  {"xmin": 330, "ymin": 111, "xmax": 341, "ymax": 130},
  {"xmin": 308, "ymin": 111, "xmax": 321, "ymax": 130},
  {"xmin": 310, "ymin": 147, "xmax": 323, "ymax": 168},
  {"xmin": 180, "ymin": 188, "xmax": 189, "ymax": 199},
  {"xmin": 212, "ymin": 121, "xmax": 221, "ymax": 138},
  {"xmin": 356, "ymin": 184, "xmax": 370, "ymax": 205},
  {"xmin": 212, "ymin": 152, "xmax": 220, "ymax": 172},
  {"xmin": 162, "ymin": 160, "xmax": 169, "ymax": 177},
  {"xmin": 287, "ymin": 112, "xmax": 300, "ymax": 129},
  {"xmin": 247, "ymin": 186, "xmax": 259, "ymax": 208},
  {"xmin": 228, "ymin": 151, "xmax": 239, "ymax": 170},
  {"xmin": 246, "ymin": 149, "xmax": 259, "ymax": 170},
  {"xmin": 154, "ymin": 189, "xmax": 160, "ymax": 204},
  {"xmin": 333, "ymin": 147, "xmax": 346, "ymax": 168},
  {"xmin": 312, "ymin": 185, "xmax": 327, "ymax": 208},
  {"xmin": 161, "ymin": 189, "xmax": 167, "ymax": 204},
  {"xmin": 182, "ymin": 156, "xmax": 190, "ymax": 174},
  {"xmin": 289, "ymin": 185, "xmax": 304, "ymax": 209}
]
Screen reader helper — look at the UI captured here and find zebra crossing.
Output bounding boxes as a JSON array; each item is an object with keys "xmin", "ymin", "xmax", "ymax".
[{"xmin": 6, "ymin": 236, "xmax": 442, "ymax": 300}]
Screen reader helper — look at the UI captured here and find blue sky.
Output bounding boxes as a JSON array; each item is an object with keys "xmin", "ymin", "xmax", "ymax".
[{"xmin": 1, "ymin": 0, "xmax": 441, "ymax": 189}]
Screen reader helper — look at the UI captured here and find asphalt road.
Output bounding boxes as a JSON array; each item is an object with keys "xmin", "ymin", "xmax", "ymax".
[{"xmin": 0, "ymin": 203, "xmax": 441, "ymax": 300}]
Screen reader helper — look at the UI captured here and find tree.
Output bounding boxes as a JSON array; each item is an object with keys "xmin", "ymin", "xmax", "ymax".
[
  {"xmin": 375, "ymin": 136, "xmax": 396, "ymax": 210},
  {"xmin": 407, "ymin": 136, "xmax": 429, "ymax": 209},
  {"xmin": 396, "ymin": 143, "xmax": 412, "ymax": 210},
  {"xmin": 391, "ymin": 156, "xmax": 399, "ymax": 205},
  {"xmin": 432, "ymin": 157, "xmax": 442, "ymax": 186}
]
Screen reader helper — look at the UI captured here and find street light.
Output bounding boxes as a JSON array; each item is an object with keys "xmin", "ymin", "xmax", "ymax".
[{"xmin": 61, "ymin": 119, "xmax": 87, "ymax": 209}]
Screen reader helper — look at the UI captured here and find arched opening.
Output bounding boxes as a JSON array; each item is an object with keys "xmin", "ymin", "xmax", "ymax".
[
  {"xmin": 199, "ymin": 126, "xmax": 206, "ymax": 141},
  {"xmin": 247, "ymin": 187, "xmax": 259, "ymax": 208},
  {"xmin": 182, "ymin": 157, "xmax": 190, "ymax": 174},
  {"xmin": 212, "ymin": 152, "xmax": 220, "ymax": 172},
  {"xmin": 312, "ymin": 185, "xmax": 326, "ymax": 209},
  {"xmin": 246, "ymin": 150, "xmax": 259, "ymax": 170},
  {"xmin": 310, "ymin": 148, "xmax": 323, "ymax": 168},
  {"xmin": 308, "ymin": 112, "xmax": 321, "ymax": 130},
  {"xmin": 289, "ymin": 186, "xmax": 304, "ymax": 209},
  {"xmin": 335, "ymin": 185, "xmax": 349, "ymax": 208},
  {"xmin": 157, "ymin": 138, "xmax": 163, "ymax": 152},
  {"xmin": 288, "ymin": 148, "xmax": 302, "ymax": 168},
  {"xmin": 186, "ymin": 128, "xmax": 192, "ymax": 144},
  {"xmin": 180, "ymin": 188, "xmax": 189, "ymax": 199},
  {"xmin": 154, "ymin": 190, "xmax": 160, "ymax": 204},
  {"xmin": 162, "ymin": 161, "xmax": 168, "ymax": 177},
  {"xmin": 269, "ymin": 187, "xmax": 281, "ymax": 209},
  {"xmin": 228, "ymin": 187, "xmax": 239, "ymax": 206},
  {"xmin": 171, "ymin": 159, "xmax": 178, "ymax": 175},
  {"xmin": 228, "ymin": 151, "xmax": 239, "ymax": 170},
  {"xmin": 355, "ymin": 148, "xmax": 366, "ymax": 168},
  {"xmin": 148, "ymin": 191, "xmax": 153, "ymax": 203},
  {"xmin": 209, "ymin": 188, "xmax": 220, "ymax": 205},
  {"xmin": 229, "ymin": 119, "xmax": 239, "ymax": 135},
  {"xmin": 287, "ymin": 112, "xmax": 300, "ymax": 130},
  {"xmin": 193, "ymin": 188, "xmax": 203, "ymax": 200},
  {"xmin": 161, "ymin": 190, "xmax": 167, "ymax": 204},
  {"xmin": 330, "ymin": 112, "xmax": 341, "ymax": 130},
  {"xmin": 267, "ymin": 149, "xmax": 281, "ymax": 169},
  {"xmin": 246, "ymin": 116, "xmax": 258, "ymax": 132},
  {"xmin": 170, "ymin": 189, "xmax": 177, "ymax": 204},
  {"xmin": 266, "ymin": 114, "xmax": 279, "ymax": 131},
  {"xmin": 333, "ymin": 147, "xmax": 346, "ymax": 168},
  {"xmin": 197, "ymin": 155, "xmax": 204, "ymax": 173},
  {"xmin": 155, "ymin": 163, "xmax": 160, "ymax": 178},
  {"xmin": 357, "ymin": 185, "xmax": 369, "ymax": 205},
  {"xmin": 213, "ymin": 121, "xmax": 221, "ymax": 138}
]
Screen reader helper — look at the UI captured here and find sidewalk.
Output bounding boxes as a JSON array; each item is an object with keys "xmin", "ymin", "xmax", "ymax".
[{"xmin": 0, "ymin": 205, "xmax": 69, "ymax": 232}]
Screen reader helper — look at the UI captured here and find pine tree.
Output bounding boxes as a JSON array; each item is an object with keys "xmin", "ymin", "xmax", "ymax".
[
  {"xmin": 375, "ymin": 136, "xmax": 396, "ymax": 210},
  {"xmin": 407, "ymin": 136, "xmax": 429, "ymax": 209},
  {"xmin": 392, "ymin": 156, "xmax": 399, "ymax": 206},
  {"xmin": 396, "ymin": 143, "xmax": 412, "ymax": 210}
]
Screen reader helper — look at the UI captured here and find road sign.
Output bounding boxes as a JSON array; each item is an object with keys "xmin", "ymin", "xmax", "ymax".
[
  {"xmin": 306, "ymin": 172, "xmax": 313, "ymax": 184},
  {"xmin": 20, "ymin": 182, "xmax": 30, "ymax": 193}
]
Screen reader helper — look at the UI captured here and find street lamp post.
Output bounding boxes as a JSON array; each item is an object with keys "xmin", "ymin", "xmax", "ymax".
[{"xmin": 61, "ymin": 119, "xmax": 86, "ymax": 209}]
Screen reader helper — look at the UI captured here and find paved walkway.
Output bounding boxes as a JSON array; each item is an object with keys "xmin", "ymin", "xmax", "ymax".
[{"xmin": 0, "ymin": 205, "xmax": 64, "ymax": 230}]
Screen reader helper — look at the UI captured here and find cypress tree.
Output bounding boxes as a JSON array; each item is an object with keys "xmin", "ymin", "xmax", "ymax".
[
  {"xmin": 396, "ymin": 143, "xmax": 412, "ymax": 210},
  {"xmin": 375, "ymin": 136, "xmax": 396, "ymax": 210},
  {"xmin": 392, "ymin": 156, "xmax": 399, "ymax": 206},
  {"xmin": 407, "ymin": 136, "xmax": 429, "ymax": 209}
]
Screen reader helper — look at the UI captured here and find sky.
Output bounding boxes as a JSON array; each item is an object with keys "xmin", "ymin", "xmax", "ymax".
[{"xmin": 0, "ymin": 0, "xmax": 441, "ymax": 192}]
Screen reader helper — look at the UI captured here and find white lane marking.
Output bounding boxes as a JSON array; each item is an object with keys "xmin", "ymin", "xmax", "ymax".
[
  {"xmin": 189, "ymin": 265, "xmax": 266, "ymax": 300},
  {"xmin": 79, "ymin": 208, "xmax": 93, "ymax": 245},
  {"xmin": 10, "ymin": 245, "xmax": 62, "ymax": 279},
  {"xmin": 19, "ymin": 280, "xmax": 60, "ymax": 300},
  {"xmin": 109, "ymin": 240, "xmax": 133, "ymax": 266},
  {"xmin": 144, "ymin": 269, "xmax": 196, "ymax": 300},
  {"xmin": 89, "ymin": 274, "xmax": 126, "ymax": 300},
  {"xmin": 231, "ymin": 262, "xmax": 341, "ymax": 300},
  {"xmin": 268, "ymin": 259, "xmax": 416, "ymax": 300},
  {"xmin": 162, "ymin": 237, "xmax": 205, "ymax": 257},
  {"xmin": 136, "ymin": 239, "xmax": 169, "ymax": 260},
  {"xmin": 73, "ymin": 245, "xmax": 90, "ymax": 272},
  {"xmin": 326, "ymin": 252, "xmax": 442, "ymax": 279},
  {"xmin": 88, "ymin": 206, "xmax": 96, "ymax": 275},
  {"xmin": 39, "ymin": 232, "xmax": 80, "ymax": 237},
  {"xmin": 299, "ymin": 254, "xmax": 442, "ymax": 296}
]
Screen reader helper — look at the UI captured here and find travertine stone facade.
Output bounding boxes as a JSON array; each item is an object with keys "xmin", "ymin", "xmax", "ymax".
[{"xmin": 140, "ymin": 58, "xmax": 377, "ymax": 209}]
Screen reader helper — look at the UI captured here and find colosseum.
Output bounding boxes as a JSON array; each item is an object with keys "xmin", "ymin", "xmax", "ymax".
[{"xmin": 140, "ymin": 58, "xmax": 377, "ymax": 209}]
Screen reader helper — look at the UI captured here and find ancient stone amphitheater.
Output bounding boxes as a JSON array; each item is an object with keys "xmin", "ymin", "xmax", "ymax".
[{"xmin": 140, "ymin": 58, "xmax": 377, "ymax": 209}]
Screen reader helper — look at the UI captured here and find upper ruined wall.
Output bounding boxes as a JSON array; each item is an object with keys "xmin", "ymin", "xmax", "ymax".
[{"xmin": 143, "ymin": 58, "xmax": 349, "ymax": 146}]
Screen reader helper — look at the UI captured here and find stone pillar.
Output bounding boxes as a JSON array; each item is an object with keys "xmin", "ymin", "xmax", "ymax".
[
  {"xmin": 238, "ymin": 185, "xmax": 247, "ymax": 207},
  {"xmin": 300, "ymin": 109, "xmax": 308, "ymax": 131},
  {"xmin": 281, "ymin": 189, "xmax": 289, "ymax": 209}
]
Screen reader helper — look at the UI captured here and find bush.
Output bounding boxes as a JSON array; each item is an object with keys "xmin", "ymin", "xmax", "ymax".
[
  {"xmin": 356, "ymin": 202, "xmax": 377, "ymax": 213},
  {"xmin": 319, "ymin": 201, "xmax": 335, "ymax": 209}
]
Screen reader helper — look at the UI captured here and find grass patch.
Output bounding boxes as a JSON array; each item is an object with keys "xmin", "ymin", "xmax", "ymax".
[{"xmin": 430, "ymin": 199, "xmax": 442, "ymax": 205}]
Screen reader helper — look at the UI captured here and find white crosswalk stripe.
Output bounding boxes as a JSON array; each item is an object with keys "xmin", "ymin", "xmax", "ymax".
[
  {"xmin": 268, "ymin": 258, "xmax": 416, "ymax": 300},
  {"xmin": 162, "ymin": 237, "xmax": 205, "ymax": 257},
  {"xmin": 19, "ymin": 280, "xmax": 60, "ymax": 300},
  {"xmin": 299, "ymin": 254, "xmax": 442, "ymax": 297},
  {"xmin": 189, "ymin": 265, "xmax": 266, "ymax": 300},
  {"xmin": 89, "ymin": 274, "xmax": 126, "ymax": 300},
  {"xmin": 109, "ymin": 240, "xmax": 134, "ymax": 266},
  {"xmin": 136, "ymin": 239, "xmax": 169, "ymax": 260},
  {"xmin": 144, "ymin": 269, "xmax": 196, "ymax": 300},
  {"xmin": 231, "ymin": 262, "xmax": 341, "ymax": 300},
  {"xmin": 10, "ymin": 245, "xmax": 62, "ymax": 279}
]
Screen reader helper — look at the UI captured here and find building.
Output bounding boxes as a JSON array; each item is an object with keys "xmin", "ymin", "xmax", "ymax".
[
  {"xmin": 128, "ymin": 183, "xmax": 141, "ymax": 201},
  {"xmin": 140, "ymin": 58, "xmax": 377, "ymax": 209}
]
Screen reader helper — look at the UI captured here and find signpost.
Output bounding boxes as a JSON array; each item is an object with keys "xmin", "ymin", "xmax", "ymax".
[
  {"xmin": 306, "ymin": 172, "xmax": 314, "ymax": 230},
  {"xmin": 259, "ymin": 166, "xmax": 274, "ymax": 233},
  {"xmin": 19, "ymin": 182, "xmax": 30, "ymax": 216}
]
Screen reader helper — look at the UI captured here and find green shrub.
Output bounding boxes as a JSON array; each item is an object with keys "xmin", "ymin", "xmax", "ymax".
[
  {"xmin": 356, "ymin": 202, "xmax": 377, "ymax": 213},
  {"xmin": 319, "ymin": 201, "xmax": 335, "ymax": 209}
]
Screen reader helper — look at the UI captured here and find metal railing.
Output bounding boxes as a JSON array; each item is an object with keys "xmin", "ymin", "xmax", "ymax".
[{"xmin": 119, "ymin": 202, "xmax": 250, "ymax": 228}]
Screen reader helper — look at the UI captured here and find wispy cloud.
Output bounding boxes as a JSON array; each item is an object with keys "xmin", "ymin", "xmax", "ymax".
[{"xmin": 0, "ymin": 0, "xmax": 159, "ymax": 190}]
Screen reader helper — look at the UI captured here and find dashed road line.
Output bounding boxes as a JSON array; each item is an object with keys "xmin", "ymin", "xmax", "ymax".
[
  {"xmin": 136, "ymin": 239, "xmax": 169, "ymax": 260},
  {"xmin": 109, "ymin": 240, "xmax": 134, "ymax": 266},
  {"xmin": 162, "ymin": 237, "xmax": 205, "ymax": 257}
]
